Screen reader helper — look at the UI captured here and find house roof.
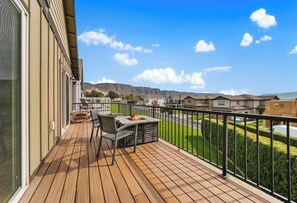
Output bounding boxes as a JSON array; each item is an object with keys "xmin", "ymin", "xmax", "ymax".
[
  {"xmin": 184, "ymin": 94, "xmax": 217, "ymax": 100},
  {"xmin": 241, "ymin": 94, "xmax": 262, "ymax": 100},
  {"xmin": 145, "ymin": 94, "xmax": 165, "ymax": 99},
  {"xmin": 167, "ymin": 94, "xmax": 188, "ymax": 100},
  {"xmin": 64, "ymin": 0, "xmax": 80, "ymax": 80},
  {"xmin": 258, "ymin": 95, "xmax": 280, "ymax": 100},
  {"xmin": 213, "ymin": 95, "xmax": 247, "ymax": 101}
]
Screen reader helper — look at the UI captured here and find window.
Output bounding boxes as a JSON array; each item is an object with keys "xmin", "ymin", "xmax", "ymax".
[
  {"xmin": 218, "ymin": 100, "xmax": 225, "ymax": 106},
  {"xmin": 188, "ymin": 99, "xmax": 191, "ymax": 103},
  {"xmin": 0, "ymin": 0, "xmax": 23, "ymax": 201},
  {"xmin": 61, "ymin": 67, "xmax": 70, "ymax": 131}
]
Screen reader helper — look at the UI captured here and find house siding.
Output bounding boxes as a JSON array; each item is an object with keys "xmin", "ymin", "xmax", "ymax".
[{"xmin": 25, "ymin": 0, "xmax": 73, "ymax": 176}]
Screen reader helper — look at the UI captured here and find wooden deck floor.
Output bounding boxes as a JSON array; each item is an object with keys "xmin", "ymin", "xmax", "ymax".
[{"xmin": 20, "ymin": 122, "xmax": 280, "ymax": 203}]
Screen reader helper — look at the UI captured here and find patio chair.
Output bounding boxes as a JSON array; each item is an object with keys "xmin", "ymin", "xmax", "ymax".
[
  {"xmin": 80, "ymin": 98, "xmax": 92, "ymax": 110},
  {"xmin": 89, "ymin": 109, "xmax": 101, "ymax": 142},
  {"xmin": 96, "ymin": 114, "xmax": 138, "ymax": 165}
]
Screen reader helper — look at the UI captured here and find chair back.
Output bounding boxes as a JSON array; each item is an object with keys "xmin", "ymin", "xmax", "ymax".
[
  {"xmin": 98, "ymin": 114, "xmax": 117, "ymax": 134},
  {"xmin": 90, "ymin": 109, "xmax": 100, "ymax": 125},
  {"xmin": 80, "ymin": 98, "xmax": 88, "ymax": 105}
]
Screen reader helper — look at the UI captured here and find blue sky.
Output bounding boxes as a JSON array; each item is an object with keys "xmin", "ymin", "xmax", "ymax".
[{"xmin": 75, "ymin": 0, "xmax": 297, "ymax": 95}]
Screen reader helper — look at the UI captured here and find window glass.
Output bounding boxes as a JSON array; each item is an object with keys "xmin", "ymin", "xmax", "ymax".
[{"xmin": 0, "ymin": 0, "xmax": 22, "ymax": 201}]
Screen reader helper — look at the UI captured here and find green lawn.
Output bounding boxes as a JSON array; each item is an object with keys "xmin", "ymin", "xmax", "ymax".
[
  {"xmin": 110, "ymin": 103, "xmax": 119, "ymax": 114},
  {"xmin": 157, "ymin": 119, "xmax": 222, "ymax": 165},
  {"xmin": 187, "ymin": 115, "xmax": 209, "ymax": 121},
  {"xmin": 247, "ymin": 121, "xmax": 263, "ymax": 127}
]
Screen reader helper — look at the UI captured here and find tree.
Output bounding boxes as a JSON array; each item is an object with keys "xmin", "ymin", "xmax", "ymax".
[
  {"xmin": 85, "ymin": 89, "xmax": 105, "ymax": 97},
  {"xmin": 106, "ymin": 91, "xmax": 119, "ymax": 99}
]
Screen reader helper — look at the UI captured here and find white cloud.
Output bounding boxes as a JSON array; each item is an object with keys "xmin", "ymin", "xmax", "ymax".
[
  {"xmin": 250, "ymin": 8, "xmax": 277, "ymax": 29},
  {"xmin": 260, "ymin": 35, "xmax": 272, "ymax": 41},
  {"xmin": 255, "ymin": 35, "xmax": 272, "ymax": 44},
  {"xmin": 190, "ymin": 86, "xmax": 205, "ymax": 90},
  {"xmin": 143, "ymin": 49, "xmax": 153, "ymax": 53},
  {"xmin": 78, "ymin": 28, "xmax": 113, "ymax": 45},
  {"xmin": 152, "ymin": 43, "xmax": 160, "ymax": 47},
  {"xmin": 289, "ymin": 46, "xmax": 297, "ymax": 55},
  {"xmin": 240, "ymin": 33, "xmax": 253, "ymax": 47},
  {"xmin": 194, "ymin": 40, "xmax": 215, "ymax": 53},
  {"xmin": 220, "ymin": 88, "xmax": 249, "ymax": 95},
  {"xmin": 113, "ymin": 53, "xmax": 138, "ymax": 66},
  {"xmin": 133, "ymin": 67, "xmax": 205, "ymax": 89},
  {"xmin": 203, "ymin": 66, "xmax": 232, "ymax": 72},
  {"xmin": 78, "ymin": 28, "xmax": 153, "ymax": 53},
  {"xmin": 90, "ymin": 77, "xmax": 116, "ymax": 84}
]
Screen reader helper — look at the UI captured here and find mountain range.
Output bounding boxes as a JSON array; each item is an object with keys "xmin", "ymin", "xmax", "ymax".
[
  {"xmin": 84, "ymin": 82, "xmax": 297, "ymax": 99},
  {"xmin": 83, "ymin": 83, "xmax": 206, "ymax": 97}
]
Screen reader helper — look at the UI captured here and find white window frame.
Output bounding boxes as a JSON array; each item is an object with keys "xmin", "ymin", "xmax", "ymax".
[
  {"xmin": 60, "ymin": 65, "xmax": 70, "ymax": 135},
  {"xmin": 8, "ymin": 0, "xmax": 29, "ymax": 202},
  {"xmin": 218, "ymin": 100, "xmax": 225, "ymax": 106}
]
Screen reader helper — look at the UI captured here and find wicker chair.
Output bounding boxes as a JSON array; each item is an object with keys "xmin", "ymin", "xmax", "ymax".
[
  {"xmin": 96, "ymin": 114, "xmax": 138, "ymax": 165},
  {"xmin": 89, "ymin": 109, "xmax": 101, "ymax": 142}
]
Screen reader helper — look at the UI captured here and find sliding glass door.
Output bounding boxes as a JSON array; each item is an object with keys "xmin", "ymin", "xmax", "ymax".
[
  {"xmin": 61, "ymin": 68, "xmax": 70, "ymax": 132},
  {"xmin": 0, "ymin": 0, "xmax": 22, "ymax": 201}
]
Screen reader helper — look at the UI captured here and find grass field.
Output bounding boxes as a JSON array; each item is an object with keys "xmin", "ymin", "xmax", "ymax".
[
  {"xmin": 247, "ymin": 121, "xmax": 263, "ymax": 127},
  {"xmin": 157, "ymin": 118, "xmax": 223, "ymax": 165}
]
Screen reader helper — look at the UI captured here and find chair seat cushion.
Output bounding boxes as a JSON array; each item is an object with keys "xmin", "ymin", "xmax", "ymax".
[{"xmin": 103, "ymin": 130, "xmax": 134, "ymax": 141}]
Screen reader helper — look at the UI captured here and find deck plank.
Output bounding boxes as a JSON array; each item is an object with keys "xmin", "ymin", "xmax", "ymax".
[
  {"xmin": 20, "ymin": 122, "xmax": 281, "ymax": 203},
  {"xmin": 28, "ymin": 126, "xmax": 76, "ymax": 203},
  {"xmin": 118, "ymin": 148, "xmax": 165, "ymax": 203},
  {"xmin": 88, "ymin": 124, "xmax": 105, "ymax": 203},
  {"xmin": 96, "ymin": 138, "xmax": 120, "ymax": 203},
  {"xmin": 60, "ymin": 123, "xmax": 84, "ymax": 202},
  {"xmin": 19, "ymin": 126, "xmax": 73, "ymax": 203},
  {"xmin": 101, "ymin": 139, "xmax": 135, "ymax": 203},
  {"xmin": 76, "ymin": 122, "xmax": 90, "ymax": 203},
  {"xmin": 44, "ymin": 124, "xmax": 80, "ymax": 203}
]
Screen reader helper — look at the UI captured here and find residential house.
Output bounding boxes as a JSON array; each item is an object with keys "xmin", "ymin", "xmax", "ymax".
[
  {"xmin": 142, "ymin": 94, "xmax": 166, "ymax": 106},
  {"xmin": 210, "ymin": 94, "xmax": 268, "ymax": 114},
  {"xmin": 257, "ymin": 95, "xmax": 280, "ymax": 114},
  {"xmin": 165, "ymin": 94, "xmax": 187, "ymax": 108},
  {"xmin": 184, "ymin": 95, "xmax": 217, "ymax": 110},
  {"xmin": 0, "ymin": 0, "xmax": 81, "ymax": 202},
  {"xmin": 263, "ymin": 100, "xmax": 297, "ymax": 127}
]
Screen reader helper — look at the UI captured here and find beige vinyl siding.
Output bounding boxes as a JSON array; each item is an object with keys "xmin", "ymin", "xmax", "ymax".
[
  {"xmin": 41, "ymin": 14, "xmax": 49, "ymax": 159},
  {"xmin": 54, "ymin": 37, "xmax": 59, "ymax": 142},
  {"xmin": 29, "ymin": 0, "xmax": 41, "ymax": 174},
  {"xmin": 50, "ymin": 0, "xmax": 70, "ymax": 61},
  {"xmin": 48, "ymin": 29, "xmax": 54, "ymax": 147},
  {"xmin": 28, "ymin": 0, "xmax": 73, "ymax": 175}
]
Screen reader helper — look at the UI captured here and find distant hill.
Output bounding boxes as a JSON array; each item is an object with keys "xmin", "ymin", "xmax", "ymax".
[
  {"xmin": 83, "ymin": 82, "xmax": 213, "ymax": 97},
  {"xmin": 262, "ymin": 91, "xmax": 297, "ymax": 100}
]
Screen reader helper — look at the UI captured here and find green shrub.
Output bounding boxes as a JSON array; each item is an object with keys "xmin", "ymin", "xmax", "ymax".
[
  {"xmin": 229, "ymin": 121, "xmax": 297, "ymax": 147},
  {"xmin": 202, "ymin": 119, "xmax": 297, "ymax": 200}
]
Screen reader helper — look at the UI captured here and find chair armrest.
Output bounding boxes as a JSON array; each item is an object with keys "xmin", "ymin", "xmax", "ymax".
[
  {"xmin": 90, "ymin": 118, "xmax": 99, "ymax": 122},
  {"xmin": 117, "ymin": 123, "xmax": 138, "ymax": 131}
]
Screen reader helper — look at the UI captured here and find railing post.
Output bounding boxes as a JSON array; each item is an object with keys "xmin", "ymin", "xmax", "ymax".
[
  {"xmin": 118, "ymin": 103, "xmax": 122, "ymax": 113},
  {"xmin": 129, "ymin": 104, "xmax": 132, "ymax": 115},
  {"xmin": 152, "ymin": 106, "xmax": 156, "ymax": 118},
  {"xmin": 220, "ymin": 114, "xmax": 229, "ymax": 179}
]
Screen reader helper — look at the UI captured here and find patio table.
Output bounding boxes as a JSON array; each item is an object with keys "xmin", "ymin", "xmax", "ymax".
[{"xmin": 116, "ymin": 115, "xmax": 160, "ymax": 147}]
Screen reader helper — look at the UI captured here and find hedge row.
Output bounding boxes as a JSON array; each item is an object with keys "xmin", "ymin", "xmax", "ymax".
[
  {"xmin": 202, "ymin": 119, "xmax": 297, "ymax": 201},
  {"xmin": 228, "ymin": 121, "xmax": 297, "ymax": 147}
]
